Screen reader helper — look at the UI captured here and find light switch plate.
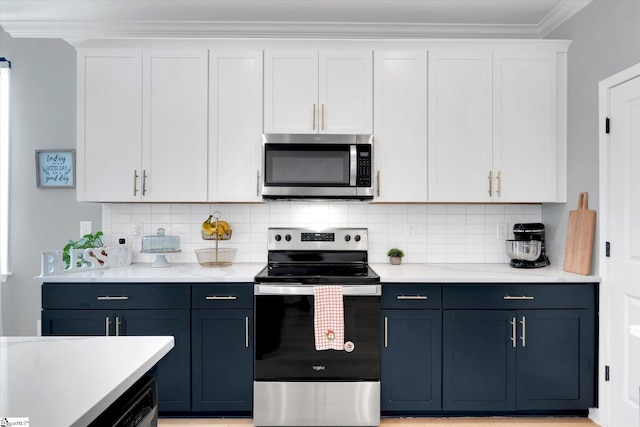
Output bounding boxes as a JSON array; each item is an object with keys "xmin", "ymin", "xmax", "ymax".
[{"xmin": 80, "ymin": 221, "xmax": 92, "ymax": 237}]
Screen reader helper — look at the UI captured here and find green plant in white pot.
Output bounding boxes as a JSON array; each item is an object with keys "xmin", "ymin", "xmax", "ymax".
[{"xmin": 387, "ymin": 248, "xmax": 405, "ymax": 265}]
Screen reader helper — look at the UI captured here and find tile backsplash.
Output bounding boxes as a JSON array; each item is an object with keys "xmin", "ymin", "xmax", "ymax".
[{"xmin": 101, "ymin": 202, "xmax": 542, "ymax": 265}]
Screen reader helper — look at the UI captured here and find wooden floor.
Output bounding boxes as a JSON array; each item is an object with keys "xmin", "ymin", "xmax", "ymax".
[{"xmin": 158, "ymin": 418, "xmax": 598, "ymax": 427}]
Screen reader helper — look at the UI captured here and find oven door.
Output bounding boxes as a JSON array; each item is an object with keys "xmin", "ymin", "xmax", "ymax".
[{"xmin": 254, "ymin": 284, "xmax": 381, "ymax": 382}]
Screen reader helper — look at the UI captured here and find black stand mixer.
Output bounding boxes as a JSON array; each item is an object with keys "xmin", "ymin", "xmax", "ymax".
[{"xmin": 506, "ymin": 223, "xmax": 550, "ymax": 268}]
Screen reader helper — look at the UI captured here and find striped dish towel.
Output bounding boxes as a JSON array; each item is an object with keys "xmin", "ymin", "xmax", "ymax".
[{"xmin": 314, "ymin": 286, "xmax": 344, "ymax": 351}]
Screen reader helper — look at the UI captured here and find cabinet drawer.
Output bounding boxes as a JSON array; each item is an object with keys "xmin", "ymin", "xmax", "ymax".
[
  {"xmin": 42, "ymin": 283, "xmax": 190, "ymax": 309},
  {"xmin": 443, "ymin": 284, "xmax": 596, "ymax": 310},
  {"xmin": 192, "ymin": 284, "xmax": 253, "ymax": 309},
  {"xmin": 382, "ymin": 285, "xmax": 442, "ymax": 309}
]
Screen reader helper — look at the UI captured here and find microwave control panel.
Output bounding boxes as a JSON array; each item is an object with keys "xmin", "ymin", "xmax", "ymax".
[{"xmin": 356, "ymin": 146, "xmax": 372, "ymax": 187}]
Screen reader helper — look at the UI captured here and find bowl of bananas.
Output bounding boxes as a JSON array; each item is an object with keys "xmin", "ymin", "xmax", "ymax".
[{"xmin": 201, "ymin": 214, "xmax": 232, "ymax": 240}]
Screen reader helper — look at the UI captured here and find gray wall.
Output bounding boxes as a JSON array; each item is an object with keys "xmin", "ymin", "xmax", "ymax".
[
  {"xmin": 543, "ymin": 0, "xmax": 640, "ymax": 269},
  {"xmin": 0, "ymin": 27, "xmax": 102, "ymax": 335}
]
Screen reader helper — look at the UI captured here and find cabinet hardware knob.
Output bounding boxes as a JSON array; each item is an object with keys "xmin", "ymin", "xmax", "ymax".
[{"xmin": 206, "ymin": 295, "xmax": 237, "ymax": 300}]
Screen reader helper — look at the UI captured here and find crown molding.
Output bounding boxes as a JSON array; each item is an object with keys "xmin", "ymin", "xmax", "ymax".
[{"xmin": 538, "ymin": 0, "xmax": 592, "ymax": 37}]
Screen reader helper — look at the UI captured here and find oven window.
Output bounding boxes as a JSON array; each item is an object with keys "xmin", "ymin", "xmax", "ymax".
[{"xmin": 265, "ymin": 144, "xmax": 350, "ymax": 186}]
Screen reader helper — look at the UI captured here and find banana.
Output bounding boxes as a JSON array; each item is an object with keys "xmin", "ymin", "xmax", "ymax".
[{"xmin": 201, "ymin": 215, "xmax": 215, "ymax": 236}]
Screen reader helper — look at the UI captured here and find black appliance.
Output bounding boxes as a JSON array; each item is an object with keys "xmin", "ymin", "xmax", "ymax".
[
  {"xmin": 509, "ymin": 222, "xmax": 550, "ymax": 268},
  {"xmin": 89, "ymin": 374, "xmax": 158, "ymax": 427},
  {"xmin": 253, "ymin": 227, "xmax": 380, "ymax": 426},
  {"xmin": 261, "ymin": 134, "xmax": 374, "ymax": 200}
]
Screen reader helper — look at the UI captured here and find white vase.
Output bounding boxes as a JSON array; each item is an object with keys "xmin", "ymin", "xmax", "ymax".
[{"xmin": 389, "ymin": 256, "xmax": 402, "ymax": 265}]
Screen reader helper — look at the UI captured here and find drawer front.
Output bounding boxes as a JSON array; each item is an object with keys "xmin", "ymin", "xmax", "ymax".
[
  {"xmin": 42, "ymin": 283, "xmax": 190, "ymax": 309},
  {"xmin": 382, "ymin": 284, "xmax": 442, "ymax": 309},
  {"xmin": 443, "ymin": 284, "xmax": 597, "ymax": 310},
  {"xmin": 192, "ymin": 284, "xmax": 253, "ymax": 309}
]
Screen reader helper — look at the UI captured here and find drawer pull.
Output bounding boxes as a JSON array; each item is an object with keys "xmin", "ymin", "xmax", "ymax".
[
  {"xmin": 503, "ymin": 295, "xmax": 535, "ymax": 300},
  {"xmin": 206, "ymin": 296, "xmax": 237, "ymax": 300},
  {"xmin": 384, "ymin": 316, "xmax": 388, "ymax": 348},
  {"xmin": 97, "ymin": 296, "xmax": 129, "ymax": 301},
  {"xmin": 396, "ymin": 295, "xmax": 428, "ymax": 300},
  {"xmin": 245, "ymin": 317, "xmax": 250, "ymax": 348}
]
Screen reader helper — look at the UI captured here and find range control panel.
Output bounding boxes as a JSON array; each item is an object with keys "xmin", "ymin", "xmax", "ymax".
[{"xmin": 268, "ymin": 228, "xmax": 368, "ymax": 251}]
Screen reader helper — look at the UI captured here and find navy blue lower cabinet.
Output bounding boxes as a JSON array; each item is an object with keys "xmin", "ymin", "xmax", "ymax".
[
  {"xmin": 42, "ymin": 309, "xmax": 115, "ymax": 336},
  {"xmin": 191, "ymin": 309, "xmax": 253, "ymax": 413},
  {"xmin": 381, "ymin": 309, "xmax": 442, "ymax": 413}
]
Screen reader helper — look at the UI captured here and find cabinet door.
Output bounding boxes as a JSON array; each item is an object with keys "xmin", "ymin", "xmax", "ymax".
[
  {"xmin": 493, "ymin": 52, "xmax": 559, "ymax": 202},
  {"xmin": 516, "ymin": 310, "xmax": 596, "ymax": 410},
  {"xmin": 264, "ymin": 51, "xmax": 318, "ymax": 133},
  {"xmin": 373, "ymin": 51, "xmax": 428, "ymax": 202},
  {"xmin": 319, "ymin": 51, "xmax": 373, "ymax": 134},
  {"xmin": 381, "ymin": 309, "xmax": 442, "ymax": 413},
  {"xmin": 121, "ymin": 309, "xmax": 191, "ymax": 412},
  {"xmin": 42, "ymin": 310, "xmax": 114, "ymax": 336},
  {"xmin": 209, "ymin": 51, "xmax": 263, "ymax": 202},
  {"xmin": 428, "ymin": 51, "xmax": 493, "ymax": 202},
  {"xmin": 443, "ymin": 310, "xmax": 516, "ymax": 411},
  {"xmin": 77, "ymin": 49, "xmax": 142, "ymax": 202},
  {"xmin": 191, "ymin": 310, "xmax": 253, "ymax": 413},
  {"xmin": 142, "ymin": 50, "xmax": 208, "ymax": 202}
]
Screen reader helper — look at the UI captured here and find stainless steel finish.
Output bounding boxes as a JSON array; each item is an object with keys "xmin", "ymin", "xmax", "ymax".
[
  {"xmin": 245, "ymin": 316, "xmax": 250, "ymax": 348},
  {"xmin": 142, "ymin": 170, "xmax": 148, "ymax": 196},
  {"xmin": 133, "ymin": 170, "xmax": 139, "ymax": 196},
  {"xmin": 105, "ymin": 316, "xmax": 110, "ymax": 336},
  {"xmin": 520, "ymin": 316, "xmax": 526, "ymax": 347},
  {"xmin": 384, "ymin": 316, "xmax": 388, "ymax": 348},
  {"xmin": 503, "ymin": 295, "xmax": 535, "ymax": 300},
  {"xmin": 488, "ymin": 170, "xmax": 492, "ymax": 196},
  {"xmin": 253, "ymin": 381, "xmax": 380, "ymax": 426},
  {"xmin": 397, "ymin": 295, "xmax": 428, "ymax": 300},
  {"xmin": 262, "ymin": 185, "xmax": 373, "ymax": 199},
  {"xmin": 511, "ymin": 317, "xmax": 516, "ymax": 348},
  {"xmin": 255, "ymin": 284, "xmax": 381, "ymax": 296},
  {"xmin": 506, "ymin": 239, "xmax": 542, "ymax": 261},
  {"xmin": 116, "ymin": 316, "xmax": 121, "ymax": 336},
  {"xmin": 97, "ymin": 296, "xmax": 129, "ymax": 300},
  {"xmin": 496, "ymin": 170, "xmax": 501, "ymax": 196},
  {"xmin": 267, "ymin": 227, "xmax": 369, "ymax": 251},
  {"xmin": 376, "ymin": 170, "xmax": 381, "ymax": 196},
  {"xmin": 205, "ymin": 295, "xmax": 237, "ymax": 300},
  {"xmin": 349, "ymin": 144, "xmax": 357, "ymax": 185}
]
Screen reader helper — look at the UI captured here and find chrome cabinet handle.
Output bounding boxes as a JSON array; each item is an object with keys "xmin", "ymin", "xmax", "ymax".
[
  {"xmin": 321, "ymin": 103, "xmax": 325, "ymax": 130},
  {"xmin": 142, "ymin": 170, "xmax": 148, "ymax": 196},
  {"xmin": 256, "ymin": 170, "xmax": 260, "ymax": 196},
  {"xmin": 510, "ymin": 317, "xmax": 516, "ymax": 348},
  {"xmin": 133, "ymin": 170, "xmax": 139, "ymax": 196},
  {"xmin": 496, "ymin": 171, "xmax": 501, "ymax": 197},
  {"xmin": 376, "ymin": 171, "xmax": 381, "ymax": 197},
  {"xmin": 384, "ymin": 316, "xmax": 388, "ymax": 348},
  {"xmin": 396, "ymin": 295, "xmax": 428, "ymax": 300},
  {"xmin": 312, "ymin": 104, "xmax": 316, "ymax": 130},
  {"xmin": 97, "ymin": 296, "xmax": 129, "ymax": 300},
  {"xmin": 488, "ymin": 171, "xmax": 492, "ymax": 196},
  {"xmin": 115, "ymin": 316, "xmax": 121, "ymax": 336},
  {"xmin": 503, "ymin": 295, "xmax": 535, "ymax": 300},
  {"xmin": 205, "ymin": 296, "xmax": 237, "ymax": 300},
  {"xmin": 105, "ymin": 316, "xmax": 111, "ymax": 336},
  {"xmin": 520, "ymin": 316, "xmax": 526, "ymax": 347},
  {"xmin": 245, "ymin": 317, "xmax": 250, "ymax": 348}
]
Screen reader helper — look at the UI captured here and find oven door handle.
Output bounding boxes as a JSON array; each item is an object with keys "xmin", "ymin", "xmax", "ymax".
[{"xmin": 254, "ymin": 284, "xmax": 381, "ymax": 296}]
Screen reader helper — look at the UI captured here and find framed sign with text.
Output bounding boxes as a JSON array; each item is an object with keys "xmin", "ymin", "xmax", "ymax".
[{"xmin": 35, "ymin": 149, "xmax": 76, "ymax": 189}]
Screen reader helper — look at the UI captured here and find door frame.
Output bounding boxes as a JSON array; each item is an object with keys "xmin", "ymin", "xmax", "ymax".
[{"xmin": 597, "ymin": 61, "xmax": 640, "ymax": 427}]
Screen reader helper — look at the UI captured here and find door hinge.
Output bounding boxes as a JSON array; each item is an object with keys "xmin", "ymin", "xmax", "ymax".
[
  {"xmin": 606, "ymin": 241, "xmax": 611, "ymax": 257},
  {"xmin": 605, "ymin": 365, "xmax": 610, "ymax": 381},
  {"xmin": 606, "ymin": 117, "xmax": 610, "ymax": 134}
]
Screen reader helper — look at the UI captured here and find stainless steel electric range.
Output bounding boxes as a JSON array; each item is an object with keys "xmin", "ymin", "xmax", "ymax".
[{"xmin": 253, "ymin": 227, "xmax": 381, "ymax": 427}]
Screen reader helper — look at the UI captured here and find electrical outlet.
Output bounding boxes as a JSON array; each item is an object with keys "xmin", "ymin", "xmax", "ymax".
[
  {"xmin": 496, "ymin": 222, "xmax": 508, "ymax": 240},
  {"xmin": 406, "ymin": 222, "xmax": 417, "ymax": 239},
  {"xmin": 80, "ymin": 221, "xmax": 92, "ymax": 237},
  {"xmin": 131, "ymin": 223, "xmax": 142, "ymax": 237}
]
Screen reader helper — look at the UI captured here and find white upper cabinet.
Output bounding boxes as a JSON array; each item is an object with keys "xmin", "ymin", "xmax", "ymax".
[
  {"xmin": 142, "ymin": 49, "xmax": 209, "ymax": 202},
  {"xmin": 428, "ymin": 48, "xmax": 565, "ymax": 202},
  {"xmin": 208, "ymin": 51, "xmax": 263, "ymax": 202},
  {"xmin": 374, "ymin": 51, "xmax": 428, "ymax": 202},
  {"xmin": 264, "ymin": 50, "xmax": 373, "ymax": 134},
  {"xmin": 77, "ymin": 48, "xmax": 209, "ymax": 202},
  {"xmin": 77, "ymin": 49, "xmax": 143, "ymax": 202}
]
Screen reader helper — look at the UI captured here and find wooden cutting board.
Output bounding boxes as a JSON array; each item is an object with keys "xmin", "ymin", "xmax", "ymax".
[{"xmin": 564, "ymin": 192, "xmax": 596, "ymax": 275}]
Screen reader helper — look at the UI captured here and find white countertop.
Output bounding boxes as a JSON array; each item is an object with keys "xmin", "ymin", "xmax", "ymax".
[
  {"xmin": 35, "ymin": 262, "xmax": 599, "ymax": 284},
  {"xmin": 0, "ymin": 335, "xmax": 174, "ymax": 427}
]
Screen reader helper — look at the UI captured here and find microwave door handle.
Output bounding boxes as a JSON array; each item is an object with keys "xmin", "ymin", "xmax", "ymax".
[{"xmin": 350, "ymin": 145, "xmax": 357, "ymax": 186}]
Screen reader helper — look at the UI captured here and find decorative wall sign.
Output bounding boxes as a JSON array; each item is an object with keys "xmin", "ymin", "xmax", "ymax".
[{"xmin": 35, "ymin": 149, "xmax": 76, "ymax": 188}]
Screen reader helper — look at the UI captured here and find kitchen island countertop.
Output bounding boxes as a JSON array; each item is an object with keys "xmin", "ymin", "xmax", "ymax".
[
  {"xmin": 0, "ymin": 335, "xmax": 173, "ymax": 427},
  {"xmin": 36, "ymin": 262, "xmax": 599, "ymax": 283}
]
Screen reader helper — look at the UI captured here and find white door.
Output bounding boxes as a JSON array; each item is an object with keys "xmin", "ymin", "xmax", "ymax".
[
  {"xmin": 264, "ymin": 51, "xmax": 318, "ymax": 133},
  {"xmin": 319, "ymin": 51, "xmax": 373, "ymax": 134},
  {"xmin": 605, "ymin": 72, "xmax": 640, "ymax": 427},
  {"xmin": 142, "ymin": 49, "xmax": 208, "ymax": 202}
]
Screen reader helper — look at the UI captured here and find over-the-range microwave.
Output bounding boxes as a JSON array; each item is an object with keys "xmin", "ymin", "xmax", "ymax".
[{"xmin": 262, "ymin": 134, "xmax": 374, "ymax": 200}]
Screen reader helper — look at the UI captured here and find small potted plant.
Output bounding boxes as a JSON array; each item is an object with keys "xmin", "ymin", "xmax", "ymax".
[{"xmin": 387, "ymin": 248, "xmax": 405, "ymax": 265}]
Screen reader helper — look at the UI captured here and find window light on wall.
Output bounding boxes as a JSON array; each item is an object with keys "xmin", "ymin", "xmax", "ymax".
[{"xmin": 0, "ymin": 57, "xmax": 11, "ymax": 282}]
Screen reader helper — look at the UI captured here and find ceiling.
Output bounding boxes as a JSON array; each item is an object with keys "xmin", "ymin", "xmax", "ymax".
[{"xmin": 0, "ymin": 0, "xmax": 592, "ymax": 40}]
